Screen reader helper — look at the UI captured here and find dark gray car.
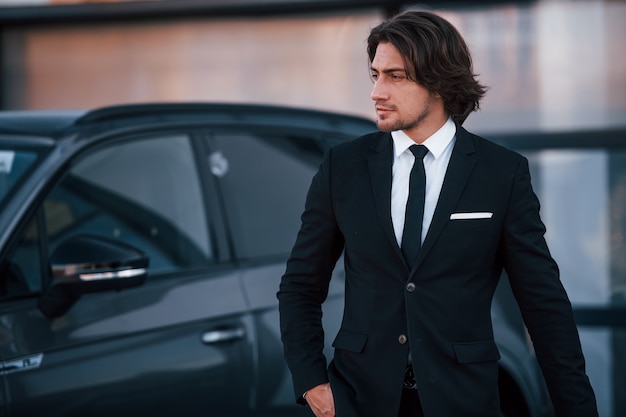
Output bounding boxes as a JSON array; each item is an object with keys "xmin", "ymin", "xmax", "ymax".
[{"xmin": 0, "ymin": 103, "xmax": 550, "ymax": 416}]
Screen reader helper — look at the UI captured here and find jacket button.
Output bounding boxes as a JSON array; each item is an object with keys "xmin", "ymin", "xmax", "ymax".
[
  {"xmin": 406, "ymin": 282, "xmax": 416, "ymax": 292},
  {"xmin": 398, "ymin": 334, "xmax": 408, "ymax": 344}
]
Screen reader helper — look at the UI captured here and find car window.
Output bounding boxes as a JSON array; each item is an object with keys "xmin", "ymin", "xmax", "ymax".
[
  {"xmin": 0, "ymin": 216, "xmax": 42, "ymax": 295},
  {"xmin": 1, "ymin": 133, "xmax": 214, "ymax": 296},
  {"xmin": 0, "ymin": 149, "xmax": 40, "ymax": 209},
  {"xmin": 210, "ymin": 131, "xmax": 323, "ymax": 260},
  {"xmin": 45, "ymin": 133, "xmax": 213, "ymax": 275}
]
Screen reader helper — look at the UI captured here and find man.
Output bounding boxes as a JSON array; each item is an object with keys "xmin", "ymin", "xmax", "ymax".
[{"xmin": 277, "ymin": 9, "xmax": 598, "ymax": 417}]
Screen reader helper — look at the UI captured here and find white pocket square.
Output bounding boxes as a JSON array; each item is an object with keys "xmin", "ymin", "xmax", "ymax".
[{"xmin": 450, "ymin": 212, "xmax": 493, "ymax": 220}]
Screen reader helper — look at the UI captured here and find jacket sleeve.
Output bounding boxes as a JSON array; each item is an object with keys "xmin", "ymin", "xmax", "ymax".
[
  {"xmin": 502, "ymin": 157, "xmax": 598, "ymax": 417},
  {"xmin": 277, "ymin": 148, "xmax": 345, "ymax": 404}
]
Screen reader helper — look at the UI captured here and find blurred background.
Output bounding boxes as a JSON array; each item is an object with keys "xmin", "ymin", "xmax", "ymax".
[
  {"xmin": 1, "ymin": 0, "xmax": 624, "ymax": 134},
  {"xmin": 0, "ymin": 0, "xmax": 625, "ymax": 416}
]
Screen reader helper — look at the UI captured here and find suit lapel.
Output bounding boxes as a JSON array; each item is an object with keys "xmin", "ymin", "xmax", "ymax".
[
  {"xmin": 413, "ymin": 124, "xmax": 477, "ymax": 272},
  {"xmin": 367, "ymin": 133, "xmax": 407, "ymax": 267}
]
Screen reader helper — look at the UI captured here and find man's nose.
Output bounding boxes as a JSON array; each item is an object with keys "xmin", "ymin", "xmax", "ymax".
[{"xmin": 370, "ymin": 79, "xmax": 388, "ymax": 102}]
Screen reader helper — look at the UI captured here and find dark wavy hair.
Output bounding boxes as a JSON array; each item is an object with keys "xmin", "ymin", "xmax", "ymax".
[{"xmin": 367, "ymin": 10, "xmax": 487, "ymax": 124}]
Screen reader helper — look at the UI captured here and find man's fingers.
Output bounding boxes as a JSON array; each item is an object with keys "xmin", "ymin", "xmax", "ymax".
[{"xmin": 306, "ymin": 383, "xmax": 335, "ymax": 417}]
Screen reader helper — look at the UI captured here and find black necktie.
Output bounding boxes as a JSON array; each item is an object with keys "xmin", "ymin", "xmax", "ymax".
[{"xmin": 401, "ymin": 144, "xmax": 428, "ymax": 268}]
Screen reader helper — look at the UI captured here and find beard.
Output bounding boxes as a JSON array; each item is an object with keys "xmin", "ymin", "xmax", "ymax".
[{"xmin": 375, "ymin": 102, "xmax": 432, "ymax": 133}]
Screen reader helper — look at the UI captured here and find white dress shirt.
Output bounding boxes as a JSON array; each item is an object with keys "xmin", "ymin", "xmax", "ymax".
[{"xmin": 391, "ymin": 117, "xmax": 456, "ymax": 247}]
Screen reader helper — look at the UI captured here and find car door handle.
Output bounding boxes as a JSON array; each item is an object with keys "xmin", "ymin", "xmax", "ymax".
[
  {"xmin": 201, "ymin": 327, "xmax": 246, "ymax": 344},
  {"xmin": 1, "ymin": 353, "xmax": 43, "ymax": 375}
]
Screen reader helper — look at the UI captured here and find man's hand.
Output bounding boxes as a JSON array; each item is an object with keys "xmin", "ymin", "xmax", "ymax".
[{"xmin": 305, "ymin": 383, "xmax": 335, "ymax": 417}]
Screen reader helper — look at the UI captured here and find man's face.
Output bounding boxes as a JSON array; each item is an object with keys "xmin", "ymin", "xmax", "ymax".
[{"xmin": 370, "ymin": 42, "xmax": 447, "ymax": 142}]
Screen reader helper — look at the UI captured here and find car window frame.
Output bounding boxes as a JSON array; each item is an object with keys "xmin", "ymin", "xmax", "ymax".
[{"xmin": 0, "ymin": 127, "xmax": 234, "ymax": 300}]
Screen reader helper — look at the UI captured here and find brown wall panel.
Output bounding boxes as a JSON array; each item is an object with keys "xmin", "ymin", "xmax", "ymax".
[{"xmin": 5, "ymin": 12, "xmax": 380, "ymax": 118}]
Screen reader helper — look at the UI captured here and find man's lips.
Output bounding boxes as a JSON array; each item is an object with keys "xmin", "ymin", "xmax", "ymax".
[{"xmin": 375, "ymin": 106, "xmax": 394, "ymax": 115}]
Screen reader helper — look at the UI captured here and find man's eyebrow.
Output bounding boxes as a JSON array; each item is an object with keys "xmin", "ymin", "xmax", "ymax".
[{"xmin": 370, "ymin": 67, "xmax": 407, "ymax": 74}]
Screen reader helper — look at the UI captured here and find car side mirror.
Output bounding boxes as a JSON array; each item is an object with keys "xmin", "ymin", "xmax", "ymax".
[{"xmin": 38, "ymin": 234, "xmax": 149, "ymax": 318}]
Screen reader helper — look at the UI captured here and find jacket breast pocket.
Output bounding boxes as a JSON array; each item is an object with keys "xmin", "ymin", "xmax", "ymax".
[
  {"xmin": 447, "ymin": 218, "xmax": 493, "ymax": 230},
  {"xmin": 452, "ymin": 339, "xmax": 501, "ymax": 364},
  {"xmin": 332, "ymin": 329, "xmax": 368, "ymax": 353}
]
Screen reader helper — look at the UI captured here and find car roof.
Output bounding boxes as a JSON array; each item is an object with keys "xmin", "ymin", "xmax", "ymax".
[
  {"xmin": 0, "ymin": 109, "xmax": 86, "ymax": 137},
  {"xmin": 0, "ymin": 102, "xmax": 376, "ymax": 139}
]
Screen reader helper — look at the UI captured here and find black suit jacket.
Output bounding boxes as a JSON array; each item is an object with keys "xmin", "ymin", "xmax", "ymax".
[{"xmin": 278, "ymin": 124, "xmax": 597, "ymax": 417}]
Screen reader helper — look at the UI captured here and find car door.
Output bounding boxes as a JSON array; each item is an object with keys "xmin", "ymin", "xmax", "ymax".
[
  {"xmin": 206, "ymin": 128, "xmax": 346, "ymax": 413},
  {"xmin": 0, "ymin": 130, "xmax": 254, "ymax": 416}
]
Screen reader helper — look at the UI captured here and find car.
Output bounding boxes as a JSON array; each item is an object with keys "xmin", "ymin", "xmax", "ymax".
[{"xmin": 0, "ymin": 102, "xmax": 551, "ymax": 416}]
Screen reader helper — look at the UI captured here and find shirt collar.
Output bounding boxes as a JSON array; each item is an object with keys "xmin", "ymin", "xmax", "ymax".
[{"xmin": 391, "ymin": 117, "xmax": 456, "ymax": 159}]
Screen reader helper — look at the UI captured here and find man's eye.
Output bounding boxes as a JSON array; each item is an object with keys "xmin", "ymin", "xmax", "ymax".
[
  {"xmin": 391, "ymin": 74, "xmax": 406, "ymax": 80},
  {"xmin": 370, "ymin": 73, "xmax": 379, "ymax": 80}
]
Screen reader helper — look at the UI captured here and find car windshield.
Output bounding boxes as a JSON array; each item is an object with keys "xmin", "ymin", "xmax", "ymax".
[{"xmin": 0, "ymin": 145, "xmax": 44, "ymax": 208}]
